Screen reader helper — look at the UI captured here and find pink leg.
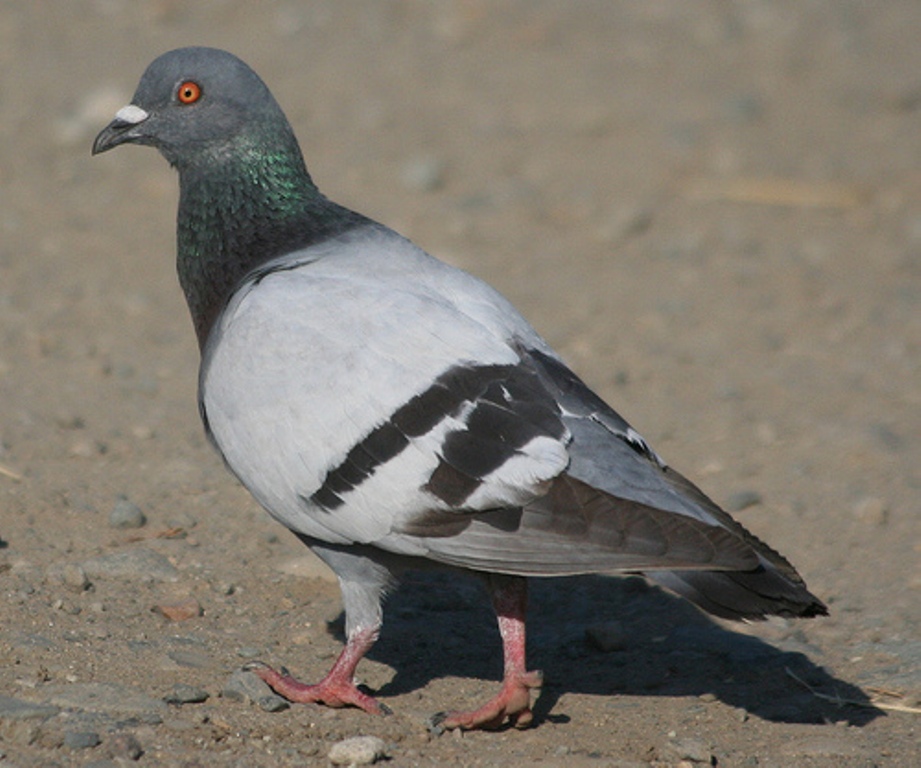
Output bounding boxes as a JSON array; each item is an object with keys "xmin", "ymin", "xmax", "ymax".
[
  {"xmin": 431, "ymin": 576, "xmax": 543, "ymax": 732},
  {"xmin": 245, "ymin": 625, "xmax": 388, "ymax": 714}
]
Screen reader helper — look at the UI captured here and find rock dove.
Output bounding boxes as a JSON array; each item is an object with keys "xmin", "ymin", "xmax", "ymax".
[{"xmin": 93, "ymin": 47, "xmax": 826, "ymax": 731}]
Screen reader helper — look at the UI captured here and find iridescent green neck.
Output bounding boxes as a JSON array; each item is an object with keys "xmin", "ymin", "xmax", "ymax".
[{"xmin": 175, "ymin": 128, "xmax": 364, "ymax": 350}]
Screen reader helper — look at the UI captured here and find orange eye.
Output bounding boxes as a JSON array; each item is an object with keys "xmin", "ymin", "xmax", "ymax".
[{"xmin": 177, "ymin": 81, "xmax": 202, "ymax": 104}]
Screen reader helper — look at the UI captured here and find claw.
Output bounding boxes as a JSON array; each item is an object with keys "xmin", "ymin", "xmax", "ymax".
[{"xmin": 426, "ymin": 711, "xmax": 449, "ymax": 735}]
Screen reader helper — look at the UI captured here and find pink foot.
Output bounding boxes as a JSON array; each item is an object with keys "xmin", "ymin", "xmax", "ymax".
[
  {"xmin": 244, "ymin": 624, "xmax": 389, "ymax": 715},
  {"xmin": 430, "ymin": 576, "xmax": 542, "ymax": 732},
  {"xmin": 430, "ymin": 669, "xmax": 543, "ymax": 731},
  {"xmin": 245, "ymin": 660, "xmax": 388, "ymax": 714}
]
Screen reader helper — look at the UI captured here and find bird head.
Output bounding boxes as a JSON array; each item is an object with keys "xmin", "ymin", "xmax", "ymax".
[{"xmin": 92, "ymin": 46, "xmax": 291, "ymax": 169}]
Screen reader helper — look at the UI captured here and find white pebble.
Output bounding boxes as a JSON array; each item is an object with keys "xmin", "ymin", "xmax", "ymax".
[{"xmin": 328, "ymin": 735, "xmax": 387, "ymax": 765}]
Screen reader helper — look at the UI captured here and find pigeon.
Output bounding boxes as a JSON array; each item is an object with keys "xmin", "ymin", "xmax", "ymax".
[{"xmin": 93, "ymin": 47, "xmax": 826, "ymax": 731}]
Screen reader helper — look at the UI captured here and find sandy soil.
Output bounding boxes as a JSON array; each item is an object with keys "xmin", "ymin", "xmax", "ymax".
[{"xmin": 1, "ymin": 2, "xmax": 919, "ymax": 766}]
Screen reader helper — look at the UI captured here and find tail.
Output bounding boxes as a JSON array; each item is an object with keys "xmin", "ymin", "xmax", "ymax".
[
  {"xmin": 646, "ymin": 567, "xmax": 827, "ymax": 620},
  {"xmin": 643, "ymin": 466, "xmax": 828, "ymax": 620},
  {"xmin": 412, "ymin": 472, "xmax": 827, "ymax": 621}
]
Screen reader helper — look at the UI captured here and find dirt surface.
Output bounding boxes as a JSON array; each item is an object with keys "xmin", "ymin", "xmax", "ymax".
[{"xmin": 1, "ymin": 2, "xmax": 919, "ymax": 766}]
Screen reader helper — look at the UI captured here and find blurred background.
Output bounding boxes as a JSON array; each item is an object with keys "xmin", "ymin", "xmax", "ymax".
[{"xmin": 0, "ymin": 2, "xmax": 918, "ymax": 765}]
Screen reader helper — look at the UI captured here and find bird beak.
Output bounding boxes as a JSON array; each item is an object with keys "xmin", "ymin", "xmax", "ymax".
[{"xmin": 92, "ymin": 104, "xmax": 150, "ymax": 155}]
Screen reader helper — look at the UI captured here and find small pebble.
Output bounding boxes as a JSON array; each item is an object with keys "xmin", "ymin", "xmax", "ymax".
[
  {"xmin": 63, "ymin": 730, "xmax": 101, "ymax": 750},
  {"xmin": 852, "ymin": 496, "xmax": 888, "ymax": 526},
  {"xmin": 154, "ymin": 597, "xmax": 203, "ymax": 621},
  {"xmin": 46, "ymin": 562, "xmax": 91, "ymax": 592},
  {"xmin": 698, "ymin": 692, "xmax": 717, "ymax": 703},
  {"xmin": 62, "ymin": 563, "xmax": 91, "ymax": 591},
  {"xmin": 258, "ymin": 695, "xmax": 291, "ymax": 713},
  {"xmin": 726, "ymin": 490, "xmax": 762, "ymax": 512},
  {"xmin": 108, "ymin": 731, "xmax": 144, "ymax": 760},
  {"xmin": 70, "ymin": 439, "xmax": 101, "ymax": 457},
  {"xmin": 166, "ymin": 510, "xmax": 198, "ymax": 529},
  {"xmin": 164, "ymin": 684, "xmax": 209, "ymax": 705},
  {"xmin": 109, "ymin": 497, "xmax": 147, "ymax": 529},
  {"xmin": 328, "ymin": 735, "xmax": 387, "ymax": 765},
  {"xmin": 664, "ymin": 736, "xmax": 713, "ymax": 764},
  {"xmin": 131, "ymin": 424, "xmax": 154, "ymax": 440},
  {"xmin": 593, "ymin": 206, "xmax": 653, "ymax": 244},
  {"xmin": 400, "ymin": 155, "xmax": 446, "ymax": 192},
  {"xmin": 222, "ymin": 668, "xmax": 289, "ymax": 712}
]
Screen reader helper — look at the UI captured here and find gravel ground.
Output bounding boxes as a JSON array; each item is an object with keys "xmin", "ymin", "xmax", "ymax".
[{"xmin": 1, "ymin": 2, "xmax": 919, "ymax": 766}]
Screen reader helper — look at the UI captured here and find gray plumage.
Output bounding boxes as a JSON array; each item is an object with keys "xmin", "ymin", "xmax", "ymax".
[{"xmin": 93, "ymin": 47, "xmax": 825, "ymax": 730}]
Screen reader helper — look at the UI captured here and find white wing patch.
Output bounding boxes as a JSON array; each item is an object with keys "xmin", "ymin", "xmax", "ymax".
[{"xmin": 461, "ymin": 435, "xmax": 570, "ymax": 510}]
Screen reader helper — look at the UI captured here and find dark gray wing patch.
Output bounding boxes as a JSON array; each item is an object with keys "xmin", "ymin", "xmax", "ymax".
[
  {"xmin": 423, "ymin": 364, "xmax": 568, "ymax": 506},
  {"xmin": 309, "ymin": 362, "xmax": 565, "ymax": 510}
]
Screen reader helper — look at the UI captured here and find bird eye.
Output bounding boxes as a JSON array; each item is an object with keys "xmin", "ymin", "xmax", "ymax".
[{"xmin": 177, "ymin": 81, "xmax": 202, "ymax": 104}]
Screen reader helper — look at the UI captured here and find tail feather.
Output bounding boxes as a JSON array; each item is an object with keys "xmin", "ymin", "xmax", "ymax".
[{"xmin": 647, "ymin": 567, "xmax": 827, "ymax": 620}]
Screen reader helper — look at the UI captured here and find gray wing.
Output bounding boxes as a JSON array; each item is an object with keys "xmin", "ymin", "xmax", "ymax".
[
  {"xmin": 394, "ymin": 347, "xmax": 826, "ymax": 619},
  {"xmin": 383, "ymin": 350, "xmax": 754, "ymax": 568}
]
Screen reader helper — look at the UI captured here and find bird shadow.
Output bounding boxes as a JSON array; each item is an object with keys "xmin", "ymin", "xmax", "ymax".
[{"xmin": 331, "ymin": 571, "xmax": 881, "ymax": 729}]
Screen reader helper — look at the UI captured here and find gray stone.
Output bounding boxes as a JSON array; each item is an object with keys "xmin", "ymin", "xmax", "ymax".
[
  {"xmin": 82, "ymin": 548, "xmax": 178, "ymax": 582},
  {"xmin": 165, "ymin": 510, "xmax": 197, "ymax": 530},
  {"xmin": 164, "ymin": 684, "xmax": 209, "ymax": 705},
  {"xmin": 109, "ymin": 497, "xmax": 147, "ymax": 529},
  {"xmin": 64, "ymin": 563, "xmax": 91, "ymax": 591},
  {"xmin": 0, "ymin": 695, "xmax": 59, "ymax": 721},
  {"xmin": 46, "ymin": 562, "xmax": 91, "ymax": 592},
  {"xmin": 663, "ymin": 736, "xmax": 713, "ymax": 764},
  {"xmin": 10, "ymin": 632, "xmax": 56, "ymax": 651},
  {"xmin": 63, "ymin": 730, "xmax": 101, "ymax": 749},
  {"xmin": 42, "ymin": 683, "xmax": 167, "ymax": 718},
  {"xmin": 257, "ymin": 694, "xmax": 291, "ymax": 712},
  {"xmin": 328, "ymin": 735, "xmax": 387, "ymax": 765},
  {"xmin": 222, "ymin": 668, "xmax": 289, "ymax": 712}
]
